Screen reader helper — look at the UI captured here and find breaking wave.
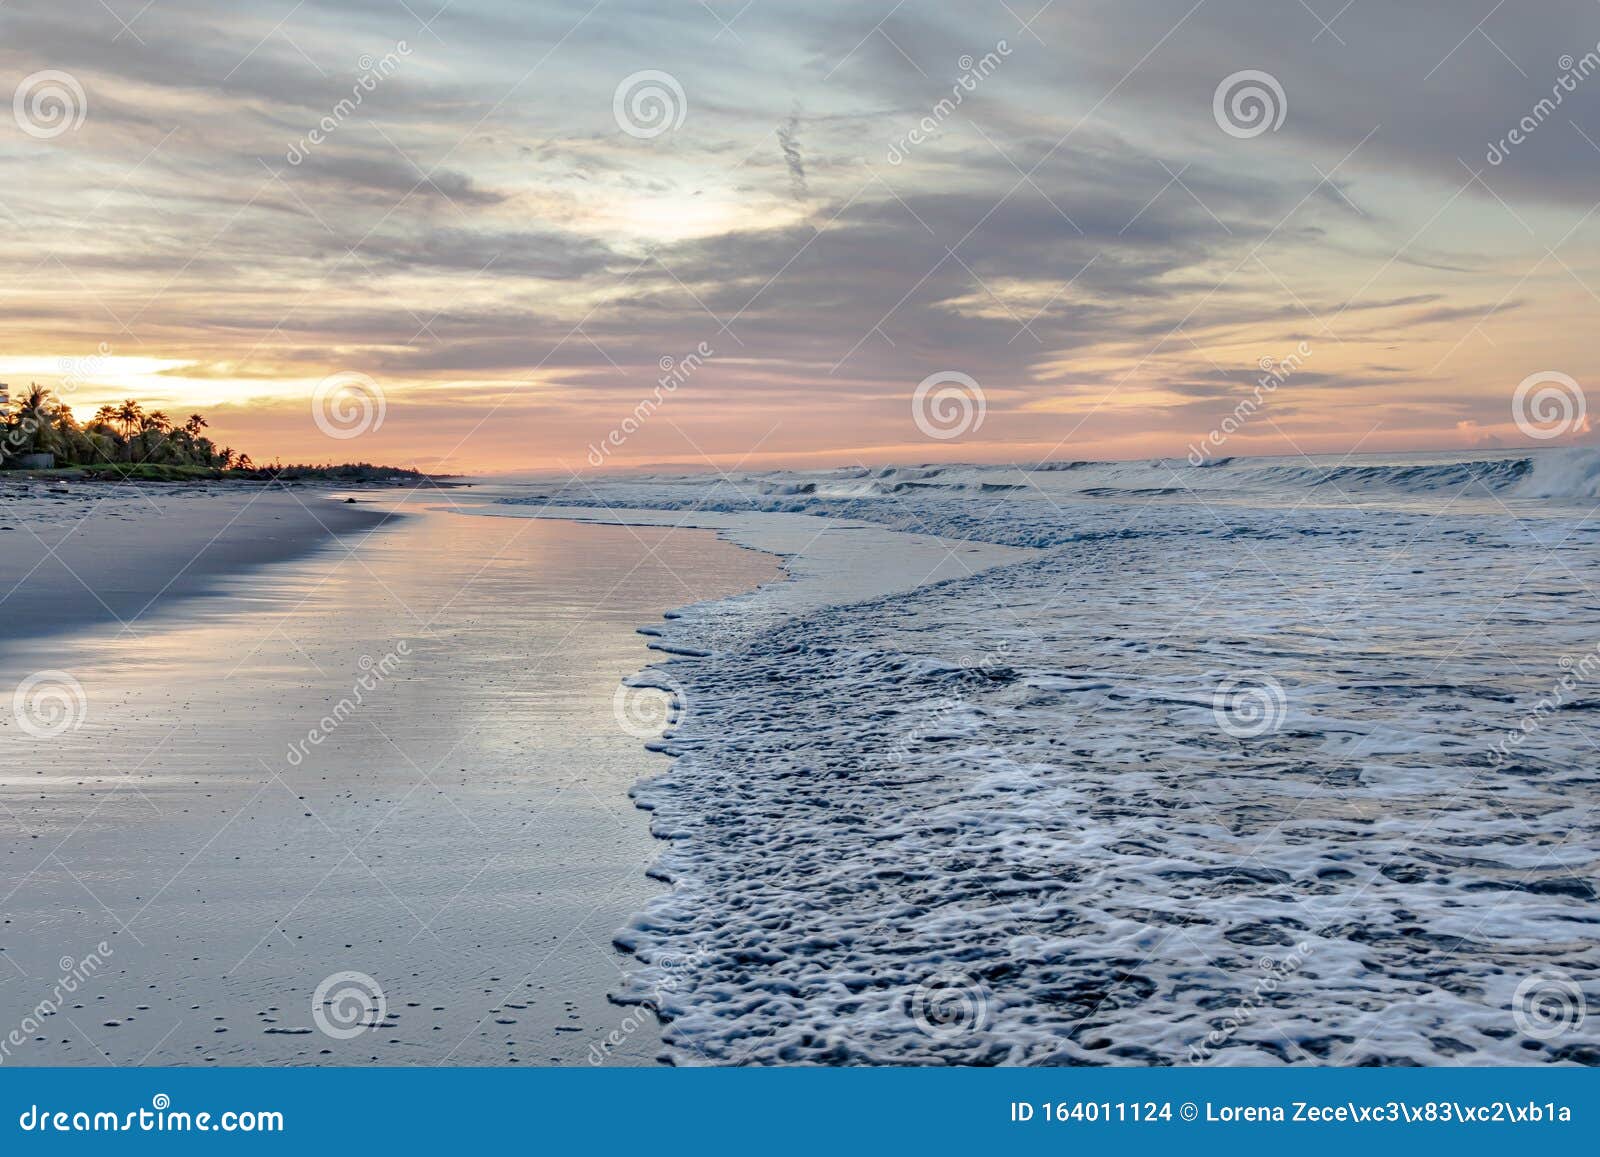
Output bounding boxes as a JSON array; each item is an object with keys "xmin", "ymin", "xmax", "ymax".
[{"xmin": 499, "ymin": 443, "xmax": 1600, "ymax": 1066}]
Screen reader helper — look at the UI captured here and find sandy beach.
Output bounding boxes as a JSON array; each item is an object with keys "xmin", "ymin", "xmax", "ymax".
[
  {"xmin": 11, "ymin": 1, "xmax": 1600, "ymax": 1142},
  {"xmin": 0, "ymin": 484, "xmax": 781, "ymax": 1065},
  {"xmin": 0, "ymin": 480, "xmax": 397, "ymax": 646},
  {"xmin": 6, "ymin": 457, "xmax": 1599, "ymax": 1069}
]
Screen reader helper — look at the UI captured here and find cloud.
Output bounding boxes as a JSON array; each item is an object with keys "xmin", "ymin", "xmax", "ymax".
[
  {"xmin": 776, "ymin": 109, "xmax": 807, "ymax": 201},
  {"xmin": 1, "ymin": 0, "xmax": 1595, "ymax": 468}
]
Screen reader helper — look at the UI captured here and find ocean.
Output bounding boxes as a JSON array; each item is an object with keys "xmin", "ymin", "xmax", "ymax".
[
  {"xmin": 6, "ymin": 446, "xmax": 1597, "ymax": 1067},
  {"xmin": 499, "ymin": 446, "xmax": 1600, "ymax": 1065}
]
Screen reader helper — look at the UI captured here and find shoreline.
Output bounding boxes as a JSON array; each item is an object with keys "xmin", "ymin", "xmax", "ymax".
[
  {"xmin": 0, "ymin": 494, "xmax": 778, "ymax": 1066},
  {"xmin": 0, "ymin": 478, "xmax": 401, "ymax": 650},
  {"xmin": 10, "ymin": 469, "xmax": 1591, "ymax": 1066},
  {"xmin": 460, "ymin": 500, "xmax": 1039, "ymax": 1063},
  {"xmin": 459, "ymin": 502, "xmax": 1037, "ymax": 619},
  {"xmin": 485, "ymin": 471, "xmax": 1600, "ymax": 1066}
]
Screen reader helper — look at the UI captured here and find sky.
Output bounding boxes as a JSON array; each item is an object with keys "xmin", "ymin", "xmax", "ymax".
[{"xmin": 3, "ymin": 0, "xmax": 1600, "ymax": 475}]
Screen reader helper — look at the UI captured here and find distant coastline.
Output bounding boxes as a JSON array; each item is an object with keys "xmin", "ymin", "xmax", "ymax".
[
  {"xmin": 1, "ymin": 384, "xmax": 453, "ymax": 485},
  {"xmin": 6, "ymin": 461, "xmax": 463, "ymax": 485}
]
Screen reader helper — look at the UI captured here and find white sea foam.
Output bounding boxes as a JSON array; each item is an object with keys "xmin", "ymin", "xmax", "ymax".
[
  {"xmin": 506, "ymin": 448, "xmax": 1600, "ymax": 1066},
  {"xmin": 1513, "ymin": 446, "xmax": 1600, "ymax": 499}
]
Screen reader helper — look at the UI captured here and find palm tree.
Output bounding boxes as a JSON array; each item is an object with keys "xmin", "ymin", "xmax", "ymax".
[
  {"xmin": 13, "ymin": 384, "xmax": 59, "ymax": 455},
  {"xmin": 134, "ymin": 411, "xmax": 173, "ymax": 463},
  {"xmin": 113, "ymin": 399, "xmax": 143, "ymax": 437},
  {"xmin": 0, "ymin": 390, "xmax": 308, "ymax": 476}
]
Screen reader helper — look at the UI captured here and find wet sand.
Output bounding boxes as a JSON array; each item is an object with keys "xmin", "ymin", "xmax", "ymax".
[
  {"xmin": 0, "ymin": 480, "xmax": 397, "ymax": 644},
  {"xmin": 0, "ymin": 492, "xmax": 779, "ymax": 1065}
]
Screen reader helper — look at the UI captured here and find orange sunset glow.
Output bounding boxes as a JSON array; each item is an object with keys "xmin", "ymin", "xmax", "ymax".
[{"xmin": 3, "ymin": 1, "xmax": 1598, "ymax": 474}]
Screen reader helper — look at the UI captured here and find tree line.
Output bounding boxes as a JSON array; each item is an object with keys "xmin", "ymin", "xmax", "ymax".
[
  {"xmin": 2, "ymin": 384, "xmax": 431, "ymax": 483},
  {"xmin": 2, "ymin": 385, "xmax": 249, "ymax": 469}
]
